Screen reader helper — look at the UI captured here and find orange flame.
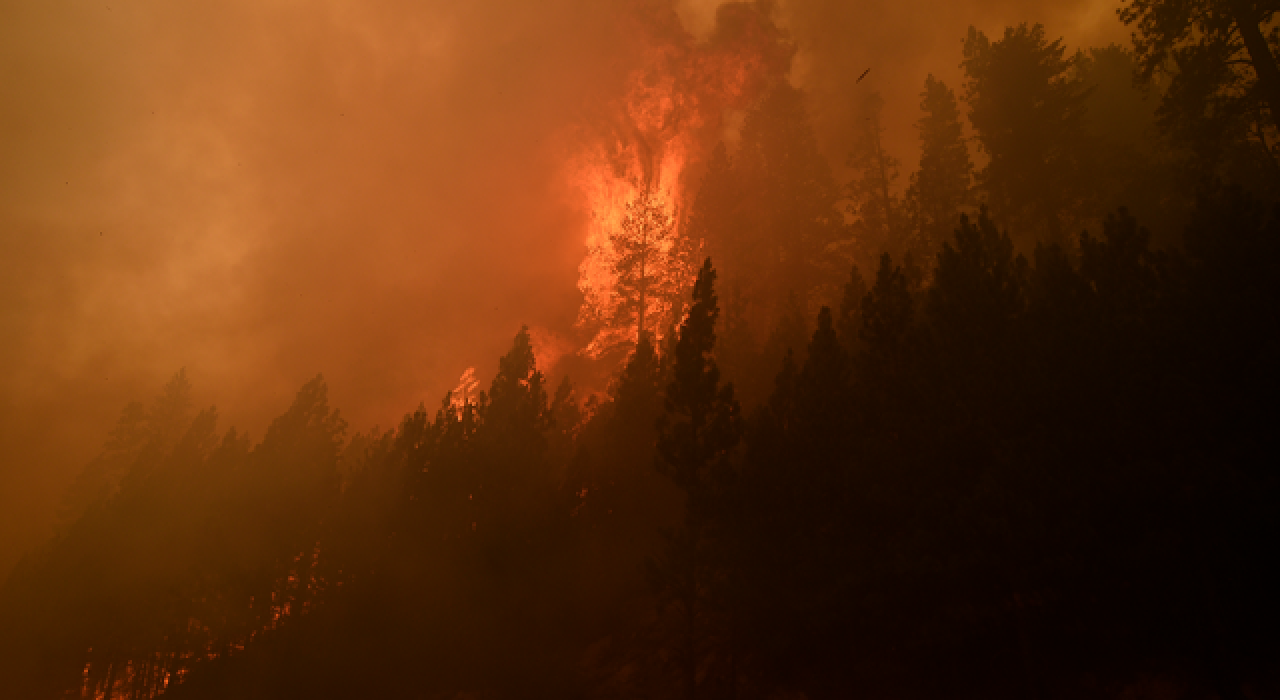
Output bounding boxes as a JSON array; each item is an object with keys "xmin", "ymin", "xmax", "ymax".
[{"xmin": 565, "ymin": 4, "xmax": 791, "ymax": 359}]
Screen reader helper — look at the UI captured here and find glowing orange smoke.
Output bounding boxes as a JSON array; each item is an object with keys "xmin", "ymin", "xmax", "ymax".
[{"xmin": 566, "ymin": 4, "xmax": 791, "ymax": 359}]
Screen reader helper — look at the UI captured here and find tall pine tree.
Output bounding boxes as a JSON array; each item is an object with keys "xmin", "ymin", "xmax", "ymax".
[
  {"xmin": 649, "ymin": 258, "xmax": 743, "ymax": 700},
  {"xmin": 906, "ymin": 76, "xmax": 973, "ymax": 263},
  {"xmin": 963, "ymin": 24, "xmax": 1092, "ymax": 247},
  {"xmin": 726, "ymin": 83, "xmax": 847, "ymax": 321},
  {"xmin": 848, "ymin": 91, "xmax": 907, "ymax": 265},
  {"xmin": 611, "ymin": 188, "xmax": 695, "ymax": 347}
]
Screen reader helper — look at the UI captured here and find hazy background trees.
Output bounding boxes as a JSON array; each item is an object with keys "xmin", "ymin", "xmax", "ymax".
[
  {"xmin": 905, "ymin": 75, "xmax": 975, "ymax": 268},
  {"xmin": 1122, "ymin": 0, "xmax": 1280, "ymax": 195},
  {"xmin": 963, "ymin": 23, "xmax": 1093, "ymax": 247},
  {"xmin": 847, "ymin": 91, "xmax": 908, "ymax": 267}
]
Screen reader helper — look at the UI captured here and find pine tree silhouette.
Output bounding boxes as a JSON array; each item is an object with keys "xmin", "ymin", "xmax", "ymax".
[{"xmin": 649, "ymin": 258, "xmax": 742, "ymax": 700}]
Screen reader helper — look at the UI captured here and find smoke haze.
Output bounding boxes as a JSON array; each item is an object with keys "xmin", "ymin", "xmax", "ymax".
[{"xmin": 0, "ymin": 0, "xmax": 1122, "ymax": 578}]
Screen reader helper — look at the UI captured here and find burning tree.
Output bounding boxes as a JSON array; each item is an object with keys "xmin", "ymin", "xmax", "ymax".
[
  {"xmin": 568, "ymin": 2, "xmax": 793, "ymax": 362},
  {"xmin": 609, "ymin": 187, "xmax": 696, "ymax": 349}
]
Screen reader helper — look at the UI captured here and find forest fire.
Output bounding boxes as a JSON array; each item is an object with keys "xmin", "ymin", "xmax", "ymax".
[
  {"xmin": 76, "ymin": 546, "xmax": 324, "ymax": 699},
  {"xmin": 5, "ymin": 0, "xmax": 1280, "ymax": 698},
  {"xmin": 569, "ymin": 4, "xmax": 789, "ymax": 358}
]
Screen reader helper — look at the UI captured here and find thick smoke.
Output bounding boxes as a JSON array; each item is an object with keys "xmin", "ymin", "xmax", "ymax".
[
  {"xmin": 0, "ymin": 0, "xmax": 1123, "ymax": 577},
  {"xmin": 777, "ymin": 0, "xmax": 1127, "ymax": 171}
]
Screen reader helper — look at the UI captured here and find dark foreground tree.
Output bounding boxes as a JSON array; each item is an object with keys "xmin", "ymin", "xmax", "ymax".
[{"xmin": 648, "ymin": 258, "xmax": 743, "ymax": 699}]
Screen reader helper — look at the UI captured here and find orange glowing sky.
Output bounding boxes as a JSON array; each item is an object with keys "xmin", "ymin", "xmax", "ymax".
[{"xmin": 0, "ymin": 0, "xmax": 1125, "ymax": 578}]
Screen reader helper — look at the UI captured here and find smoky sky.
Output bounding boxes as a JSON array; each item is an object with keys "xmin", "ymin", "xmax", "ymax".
[{"xmin": 0, "ymin": 0, "xmax": 1123, "ymax": 578}]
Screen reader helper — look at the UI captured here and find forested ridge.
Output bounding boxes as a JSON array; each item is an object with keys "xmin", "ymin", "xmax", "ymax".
[{"xmin": 3, "ymin": 5, "xmax": 1280, "ymax": 699}]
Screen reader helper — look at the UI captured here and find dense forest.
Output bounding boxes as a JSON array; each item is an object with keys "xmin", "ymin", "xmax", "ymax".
[{"xmin": 2, "ymin": 2, "xmax": 1279, "ymax": 698}]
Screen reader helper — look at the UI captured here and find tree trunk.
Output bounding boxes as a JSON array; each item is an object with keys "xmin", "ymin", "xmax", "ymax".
[
  {"xmin": 639, "ymin": 228, "xmax": 648, "ymax": 342},
  {"xmin": 1228, "ymin": 0, "xmax": 1280, "ymax": 120},
  {"xmin": 639, "ymin": 278, "xmax": 646, "ymax": 344},
  {"xmin": 873, "ymin": 124, "xmax": 897, "ymax": 249}
]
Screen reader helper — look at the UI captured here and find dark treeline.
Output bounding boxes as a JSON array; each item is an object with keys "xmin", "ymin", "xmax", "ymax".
[{"xmin": 4, "ymin": 5, "xmax": 1280, "ymax": 699}]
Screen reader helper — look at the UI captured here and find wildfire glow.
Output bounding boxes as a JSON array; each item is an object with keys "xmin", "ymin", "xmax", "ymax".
[
  {"xmin": 77, "ymin": 547, "xmax": 324, "ymax": 699},
  {"xmin": 567, "ymin": 5, "xmax": 790, "ymax": 358}
]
